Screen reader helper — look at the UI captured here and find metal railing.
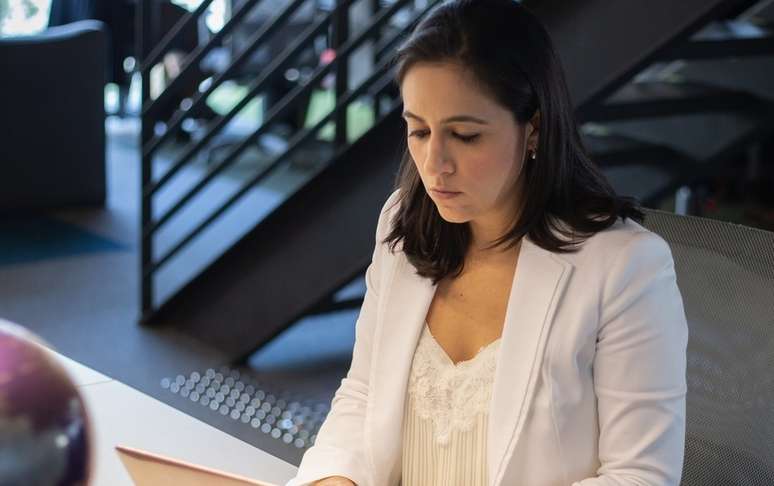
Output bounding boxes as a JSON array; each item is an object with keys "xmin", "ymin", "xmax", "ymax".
[{"xmin": 138, "ymin": 0, "xmax": 440, "ymax": 320}]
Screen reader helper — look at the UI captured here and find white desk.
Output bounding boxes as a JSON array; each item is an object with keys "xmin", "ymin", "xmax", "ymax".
[{"xmin": 50, "ymin": 351, "xmax": 299, "ymax": 486}]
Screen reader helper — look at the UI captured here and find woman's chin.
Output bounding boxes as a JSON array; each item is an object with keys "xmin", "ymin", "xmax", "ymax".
[{"xmin": 435, "ymin": 207, "xmax": 470, "ymax": 224}]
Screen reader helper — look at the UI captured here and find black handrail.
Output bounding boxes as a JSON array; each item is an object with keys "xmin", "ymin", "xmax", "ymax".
[
  {"xmin": 141, "ymin": 0, "xmax": 267, "ymax": 118},
  {"xmin": 144, "ymin": 51, "xmax": 400, "ymax": 277},
  {"xmin": 139, "ymin": 0, "xmax": 216, "ymax": 74},
  {"xmin": 139, "ymin": 0, "xmax": 155, "ymax": 315},
  {"xmin": 142, "ymin": 0, "xmax": 417, "ymax": 239},
  {"xmin": 143, "ymin": 1, "xmax": 339, "ymax": 202},
  {"xmin": 143, "ymin": 16, "xmax": 336, "ymax": 238},
  {"xmin": 332, "ymin": 1, "xmax": 349, "ymax": 148},
  {"xmin": 139, "ymin": 0, "xmax": 438, "ymax": 316},
  {"xmin": 142, "ymin": 0, "xmax": 308, "ymax": 160}
]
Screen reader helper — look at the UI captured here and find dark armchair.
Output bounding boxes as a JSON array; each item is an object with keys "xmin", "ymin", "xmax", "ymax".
[{"xmin": 0, "ymin": 19, "xmax": 107, "ymax": 210}]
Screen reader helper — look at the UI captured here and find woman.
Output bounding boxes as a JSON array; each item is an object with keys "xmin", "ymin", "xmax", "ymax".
[{"xmin": 287, "ymin": 0, "xmax": 688, "ymax": 484}]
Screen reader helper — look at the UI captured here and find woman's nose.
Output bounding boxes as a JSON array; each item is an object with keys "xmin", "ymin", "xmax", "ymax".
[{"xmin": 424, "ymin": 135, "xmax": 454, "ymax": 176}]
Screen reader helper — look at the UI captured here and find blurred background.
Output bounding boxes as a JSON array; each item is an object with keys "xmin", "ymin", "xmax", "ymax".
[{"xmin": 1, "ymin": 0, "xmax": 773, "ymax": 466}]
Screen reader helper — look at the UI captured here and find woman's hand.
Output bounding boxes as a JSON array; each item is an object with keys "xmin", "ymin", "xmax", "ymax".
[{"xmin": 313, "ymin": 476, "xmax": 356, "ymax": 485}]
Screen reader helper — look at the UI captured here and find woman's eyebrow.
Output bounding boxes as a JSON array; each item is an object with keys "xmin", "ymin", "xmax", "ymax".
[{"xmin": 402, "ymin": 111, "xmax": 489, "ymax": 125}]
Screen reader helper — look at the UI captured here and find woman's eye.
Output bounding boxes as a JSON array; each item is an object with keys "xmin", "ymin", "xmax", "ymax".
[
  {"xmin": 454, "ymin": 133, "xmax": 479, "ymax": 143},
  {"xmin": 408, "ymin": 130, "xmax": 479, "ymax": 143}
]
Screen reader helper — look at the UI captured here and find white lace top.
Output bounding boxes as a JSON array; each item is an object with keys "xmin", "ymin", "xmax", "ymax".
[{"xmin": 400, "ymin": 322, "xmax": 502, "ymax": 486}]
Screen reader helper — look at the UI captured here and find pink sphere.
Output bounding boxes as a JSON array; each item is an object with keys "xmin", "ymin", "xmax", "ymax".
[{"xmin": 0, "ymin": 318, "xmax": 92, "ymax": 485}]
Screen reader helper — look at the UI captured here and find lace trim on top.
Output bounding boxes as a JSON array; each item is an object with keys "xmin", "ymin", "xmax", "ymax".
[{"xmin": 406, "ymin": 322, "xmax": 501, "ymax": 445}]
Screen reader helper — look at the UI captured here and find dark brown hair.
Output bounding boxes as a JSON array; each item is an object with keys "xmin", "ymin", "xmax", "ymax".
[{"xmin": 384, "ymin": 0, "xmax": 644, "ymax": 285}]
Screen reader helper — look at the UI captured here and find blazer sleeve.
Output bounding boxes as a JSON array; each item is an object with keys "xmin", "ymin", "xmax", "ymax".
[
  {"xmin": 285, "ymin": 190, "xmax": 399, "ymax": 486},
  {"xmin": 573, "ymin": 230, "xmax": 689, "ymax": 486}
]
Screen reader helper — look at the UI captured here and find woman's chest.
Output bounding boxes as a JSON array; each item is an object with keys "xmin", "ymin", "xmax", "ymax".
[{"xmin": 425, "ymin": 261, "xmax": 517, "ymax": 364}]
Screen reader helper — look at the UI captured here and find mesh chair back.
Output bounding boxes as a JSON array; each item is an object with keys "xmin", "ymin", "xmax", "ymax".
[{"xmin": 641, "ymin": 209, "xmax": 774, "ymax": 485}]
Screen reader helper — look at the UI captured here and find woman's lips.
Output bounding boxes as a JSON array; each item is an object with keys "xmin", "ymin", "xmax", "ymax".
[{"xmin": 430, "ymin": 189, "xmax": 462, "ymax": 199}]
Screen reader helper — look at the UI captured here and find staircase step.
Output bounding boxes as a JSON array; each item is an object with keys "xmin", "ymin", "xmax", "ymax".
[
  {"xmin": 660, "ymin": 17, "xmax": 774, "ymax": 60},
  {"xmin": 147, "ymin": 108, "xmax": 404, "ymax": 359},
  {"xmin": 585, "ymin": 81, "xmax": 764, "ymax": 122},
  {"xmin": 602, "ymin": 164, "xmax": 677, "ymax": 206},
  {"xmin": 149, "ymin": 143, "xmax": 330, "ymax": 308},
  {"xmin": 582, "ymin": 130, "xmax": 697, "ymax": 207},
  {"xmin": 662, "ymin": 35, "xmax": 774, "ymax": 60},
  {"xmin": 583, "ymin": 130, "xmax": 696, "ymax": 172},
  {"xmin": 602, "ymin": 111, "xmax": 761, "ymax": 161},
  {"xmin": 527, "ymin": 0, "xmax": 760, "ymax": 111},
  {"xmin": 672, "ymin": 55, "xmax": 774, "ymax": 102}
]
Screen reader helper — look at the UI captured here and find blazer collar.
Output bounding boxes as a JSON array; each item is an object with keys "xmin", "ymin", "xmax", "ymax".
[{"xmin": 368, "ymin": 235, "xmax": 573, "ymax": 486}]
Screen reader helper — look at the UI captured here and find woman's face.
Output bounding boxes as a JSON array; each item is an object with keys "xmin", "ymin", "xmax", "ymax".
[{"xmin": 400, "ymin": 61, "xmax": 537, "ymax": 229}]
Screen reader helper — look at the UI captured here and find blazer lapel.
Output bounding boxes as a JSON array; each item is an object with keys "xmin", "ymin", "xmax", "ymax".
[
  {"xmin": 367, "ymin": 235, "xmax": 573, "ymax": 486},
  {"xmin": 487, "ymin": 237, "xmax": 573, "ymax": 486},
  {"xmin": 369, "ymin": 254, "xmax": 436, "ymax": 486}
]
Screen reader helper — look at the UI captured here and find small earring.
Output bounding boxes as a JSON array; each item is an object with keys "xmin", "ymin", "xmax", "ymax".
[{"xmin": 530, "ymin": 150, "xmax": 537, "ymax": 160}]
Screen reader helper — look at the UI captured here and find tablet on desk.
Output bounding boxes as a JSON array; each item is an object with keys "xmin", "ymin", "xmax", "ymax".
[{"xmin": 116, "ymin": 445, "xmax": 280, "ymax": 486}]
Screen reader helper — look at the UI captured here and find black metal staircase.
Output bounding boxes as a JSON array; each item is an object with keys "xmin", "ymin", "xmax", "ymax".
[{"xmin": 137, "ymin": 0, "xmax": 774, "ymax": 362}]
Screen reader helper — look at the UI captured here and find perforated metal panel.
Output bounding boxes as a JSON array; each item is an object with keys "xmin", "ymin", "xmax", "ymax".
[
  {"xmin": 641, "ymin": 209, "xmax": 774, "ymax": 485},
  {"xmin": 161, "ymin": 366, "xmax": 329, "ymax": 451}
]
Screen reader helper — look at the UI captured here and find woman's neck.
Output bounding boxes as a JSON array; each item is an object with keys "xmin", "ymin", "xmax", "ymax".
[{"xmin": 466, "ymin": 238, "xmax": 522, "ymax": 267}]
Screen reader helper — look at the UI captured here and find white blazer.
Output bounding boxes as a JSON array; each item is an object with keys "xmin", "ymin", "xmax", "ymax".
[{"xmin": 286, "ymin": 189, "xmax": 688, "ymax": 486}]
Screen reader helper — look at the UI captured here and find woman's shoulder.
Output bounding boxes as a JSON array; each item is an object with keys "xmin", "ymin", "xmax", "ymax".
[
  {"xmin": 375, "ymin": 188, "xmax": 403, "ymax": 238},
  {"xmin": 382, "ymin": 188, "xmax": 402, "ymax": 217},
  {"xmin": 553, "ymin": 214, "xmax": 673, "ymax": 268}
]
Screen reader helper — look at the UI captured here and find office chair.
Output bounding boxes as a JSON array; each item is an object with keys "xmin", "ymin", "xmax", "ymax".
[{"xmin": 641, "ymin": 209, "xmax": 774, "ymax": 485}]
